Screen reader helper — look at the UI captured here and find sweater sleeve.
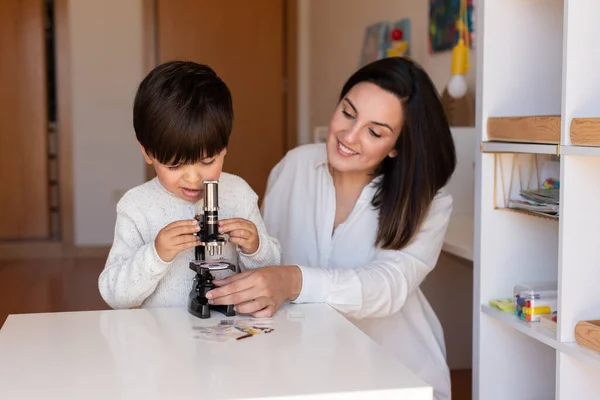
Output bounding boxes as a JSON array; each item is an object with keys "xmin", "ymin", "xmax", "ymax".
[
  {"xmin": 292, "ymin": 191, "xmax": 453, "ymax": 320},
  {"xmin": 98, "ymin": 202, "xmax": 173, "ymax": 309}
]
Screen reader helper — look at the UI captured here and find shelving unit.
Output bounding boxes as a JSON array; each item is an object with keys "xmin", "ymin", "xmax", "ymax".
[
  {"xmin": 474, "ymin": 0, "xmax": 600, "ymax": 399},
  {"xmin": 481, "ymin": 142, "xmax": 559, "ymax": 155}
]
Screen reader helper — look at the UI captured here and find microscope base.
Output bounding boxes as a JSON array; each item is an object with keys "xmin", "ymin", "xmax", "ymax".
[{"xmin": 188, "ymin": 296, "xmax": 235, "ymax": 319}]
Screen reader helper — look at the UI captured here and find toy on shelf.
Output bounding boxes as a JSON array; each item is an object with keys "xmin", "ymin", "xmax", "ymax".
[{"xmin": 514, "ymin": 282, "xmax": 558, "ymax": 322}]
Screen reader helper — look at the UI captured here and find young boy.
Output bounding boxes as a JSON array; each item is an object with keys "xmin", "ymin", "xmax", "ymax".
[{"xmin": 99, "ymin": 61, "xmax": 281, "ymax": 310}]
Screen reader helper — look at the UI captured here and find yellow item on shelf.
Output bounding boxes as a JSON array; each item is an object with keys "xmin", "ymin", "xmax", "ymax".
[{"xmin": 489, "ymin": 298, "xmax": 515, "ymax": 312}]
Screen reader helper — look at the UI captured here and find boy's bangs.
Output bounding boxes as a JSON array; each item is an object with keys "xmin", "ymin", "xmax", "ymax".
[{"xmin": 150, "ymin": 114, "xmax": 229, "ymax": 166}]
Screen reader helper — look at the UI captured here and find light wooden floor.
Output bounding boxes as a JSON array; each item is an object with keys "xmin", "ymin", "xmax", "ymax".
[
  {"xmin": 0, "ymin": 257, "xmax": 471, "ymax": 399},
  {"xmin": 0, "ymin": 258, "xmax": 109, "ymax": 328}
]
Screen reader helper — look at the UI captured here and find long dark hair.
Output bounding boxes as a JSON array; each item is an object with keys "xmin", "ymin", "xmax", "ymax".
[{"xmin": 339, "ymin": 57, "xmax": 456, "ymax": 250}]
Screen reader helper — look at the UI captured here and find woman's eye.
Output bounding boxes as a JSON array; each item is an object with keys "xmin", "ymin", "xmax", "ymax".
[
  {"xmin": 368, "ymin": 128, "xmax": 381, "ymax": 138},
  {"xmin": 342, "ymin": 110, "xmax": 355, "ymax": 119}
]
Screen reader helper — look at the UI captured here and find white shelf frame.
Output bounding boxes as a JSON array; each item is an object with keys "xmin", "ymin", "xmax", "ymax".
[
  {"xmin": 481, "ymin": 142, "xmax": 559, "ymax": 155},
  {"xmin": 560, "ymin": 145, "xmax": 600, "ymax": 157},
  {"xmin": 473, "ymin": 0, "xmax": 600, "ymax": 399},
  {"xmin": 482, "ymin": 305, "xmax": 600, "ymax": 372}
]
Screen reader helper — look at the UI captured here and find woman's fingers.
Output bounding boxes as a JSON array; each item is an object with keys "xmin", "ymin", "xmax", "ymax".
[
  {"xmin": 234, "ymin": 296, "xmax": 273, "ymax": 315},
  {"xmin": 208, "ymin": 287, "xmax": 257, "ymax": 306},
  {"xmin": 212, "ymin": 271, "xmax": 250, "ymax": 286},
  {"xmin": 251, "ymin": 305, "xmax": 276, "ymax": 318},
  {"xmin": 207, "ymin": 271, "xmax": 256, "ymax": 303}
]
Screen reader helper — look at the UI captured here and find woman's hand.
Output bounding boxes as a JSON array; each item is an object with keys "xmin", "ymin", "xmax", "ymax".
[
  {"xmin": 206, "ymin": 266, "xmax": 302, "ymax": 318},
  {"xmin": 218, "ymin": 218, "xmax": 259, "ymax": 255}
]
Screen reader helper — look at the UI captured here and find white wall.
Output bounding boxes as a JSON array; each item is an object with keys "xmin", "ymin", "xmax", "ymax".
[
  {"xmin": 301, "ymin": 0, "xmax": 475, "ymax": 370},
  {"xmin": 69, "ymin": 0, "xmax": 146, "ymax": 246},
  {"xmin": 300, "ymin": 0, "xmax": 476, "ymax": 143}
]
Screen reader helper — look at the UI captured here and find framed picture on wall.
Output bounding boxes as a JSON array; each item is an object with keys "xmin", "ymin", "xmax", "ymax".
[
  {"xmin": 359, "ymin": 22, "xmax": 389, "ymax": 67},
  {"xmin": 429, "ymin": 0, "xmax": 475, "ymax": 53}
]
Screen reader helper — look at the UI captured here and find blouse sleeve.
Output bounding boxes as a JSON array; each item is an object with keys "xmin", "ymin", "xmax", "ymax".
[{"xmin": 292, "ymin": 191, "xmax": 453, "ymax": 320}]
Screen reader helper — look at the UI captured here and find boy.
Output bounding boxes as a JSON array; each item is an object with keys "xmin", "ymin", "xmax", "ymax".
[{"xmin": 99, "ymin": 61, "xmax": 281, "ymax": 310}]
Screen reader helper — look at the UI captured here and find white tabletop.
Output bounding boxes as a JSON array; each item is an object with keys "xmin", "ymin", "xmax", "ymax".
[{"xmin": 0, "ymin": 303, "xmax": 432, "ymax": 399}]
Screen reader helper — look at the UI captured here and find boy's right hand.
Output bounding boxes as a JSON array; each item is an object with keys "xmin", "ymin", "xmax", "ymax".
[{"xmin": 155, "ymin": 220, "xmax": 201, "ymax": 262}]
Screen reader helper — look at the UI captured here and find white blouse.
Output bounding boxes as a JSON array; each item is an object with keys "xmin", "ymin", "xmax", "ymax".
[{"xmin": 262, "ymin": 143, "xmax": 452, "ymax": 400}]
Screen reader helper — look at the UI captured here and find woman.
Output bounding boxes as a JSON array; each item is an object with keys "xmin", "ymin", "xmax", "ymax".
[{"xmin": 208, "ymin": 56, "xmax": 456, "ymax": 400}]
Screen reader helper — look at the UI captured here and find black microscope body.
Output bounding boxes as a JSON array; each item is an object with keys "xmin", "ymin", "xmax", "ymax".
[{"xmin": 188, "ymin": 180, "xmax": 237, "ymax": 319}]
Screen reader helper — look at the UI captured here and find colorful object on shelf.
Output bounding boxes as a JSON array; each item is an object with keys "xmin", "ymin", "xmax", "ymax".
[
  {"xmin": 429, "ymin": 0, "xmax": 474, "ymax": 54},
  {"xmin": 513, "ymin": 282, "xmax": 558, "ymax": 323},
  {"xmin": 543, "ymin": 178, "xmax": 560, "ymax": 189},
  {"xmin": 540, "ymin": 313, "xmax": 558, "ymax": 332}
]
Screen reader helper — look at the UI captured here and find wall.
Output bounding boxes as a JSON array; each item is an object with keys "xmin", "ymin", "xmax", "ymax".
[
  {"xmin": 69, "ymin": 0, "xmax": 146, "ymax": 246},
  {"xmin": 301, "ymin": 0, "xmax": 475, "ymax": 369},
  {"xmin": 300, "ymin": 0, "xmax": 476, "ymax": 143}
]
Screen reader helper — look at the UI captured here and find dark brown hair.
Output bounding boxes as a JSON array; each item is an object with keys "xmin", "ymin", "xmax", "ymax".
[
  {"xmin": 339, "ymin": 57, "xmax": 456, "ymax": 250},
  {"xmin": 133, "ymin": 60, "xmax": 233, "ymax": 165}
]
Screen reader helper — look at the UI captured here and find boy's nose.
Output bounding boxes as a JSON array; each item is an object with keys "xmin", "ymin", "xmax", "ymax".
[{"xmin": 183, "ymin": 166, "xmax": 203, "ymax": 185}]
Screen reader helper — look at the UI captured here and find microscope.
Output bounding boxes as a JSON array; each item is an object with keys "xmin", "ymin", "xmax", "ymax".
[{"xmin": 188, "ymin": 180, "xmax": 237, "ymax": 319}]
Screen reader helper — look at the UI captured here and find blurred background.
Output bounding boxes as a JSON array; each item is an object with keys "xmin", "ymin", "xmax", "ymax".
[{"xmin": 0, "ymin": 1, "xmax": 476, "ymax": 398}]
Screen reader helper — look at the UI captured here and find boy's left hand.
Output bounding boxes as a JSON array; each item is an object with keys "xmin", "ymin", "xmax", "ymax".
[{"xmin": 218, "ymin": 218, "xmax": 259, "ymax": 255}]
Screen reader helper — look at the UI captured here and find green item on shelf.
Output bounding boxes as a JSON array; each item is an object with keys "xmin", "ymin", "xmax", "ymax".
[{"xmin": 489, "ymin": 298, "xmax": 515, "ymax": 312}]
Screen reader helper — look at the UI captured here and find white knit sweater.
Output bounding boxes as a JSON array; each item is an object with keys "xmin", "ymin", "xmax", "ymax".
[{"xmin": 98, "ymin": 173, "xmax": 281, "ymax": 309}]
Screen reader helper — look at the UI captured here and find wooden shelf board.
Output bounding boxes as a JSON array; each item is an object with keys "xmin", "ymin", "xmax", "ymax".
[
  {"xmin": 487, "ymin": 116, "xmax": 560, "ymax": 144},
  {"xmin": 481, "ymin": 142, "xmax": 559, "ymax": 155},
  {"xmin": 570, "ymin": 118, "xmax": 600, "ymax": 146},
  {"xmin": 495, "ymin": 207, "xmax": 558, "ymax": 222},
  {"xmin": 482, "ymin": 305, "xmax": 600, "ymax": 371}
]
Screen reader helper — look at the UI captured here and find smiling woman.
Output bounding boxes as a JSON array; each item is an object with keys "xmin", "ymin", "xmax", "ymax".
[{"xmin": 206, "ymin": 57, "xmax": 457, "ymax": 400}]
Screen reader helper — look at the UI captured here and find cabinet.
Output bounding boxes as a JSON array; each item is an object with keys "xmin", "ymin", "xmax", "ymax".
[{"xmin": 474, "ymin": 0, "xmax": 600, "ymax": 398}]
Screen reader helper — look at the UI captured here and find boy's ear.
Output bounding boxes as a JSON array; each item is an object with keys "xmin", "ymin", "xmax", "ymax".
[{"xmin": 138, "ymin": 143, "xmax": 153, "ymax": 164}]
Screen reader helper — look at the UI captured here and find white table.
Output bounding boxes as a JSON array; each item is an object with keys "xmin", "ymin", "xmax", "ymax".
[{"xmin": 0, "ymin": 303, "xmax": 432, "ymax": 399}]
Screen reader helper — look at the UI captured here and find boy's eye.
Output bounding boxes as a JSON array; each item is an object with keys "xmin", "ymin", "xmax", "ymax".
[
  {"xmin": 167, "ymin": 165, "xmax": 182, "ymax": 170},
  {"xmin": 200, "ymin": 159, "xmax": 216, "ymax": 166}
]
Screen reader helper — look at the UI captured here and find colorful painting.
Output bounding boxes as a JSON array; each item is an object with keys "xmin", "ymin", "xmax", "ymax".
[
  {"xmin": 359, "ymin": 22, "xmax": 389, "ymax": 67},
  {"xmin": 360, "ymin": 19, "xmax": 412, "ymax": 66},
  {"xmin": 389, "ymin": 18, "xmax": 411, "ymax": 57},
  {"xmin": 429, "ymin": 0, "xmax": 474, "ymax": 54}
]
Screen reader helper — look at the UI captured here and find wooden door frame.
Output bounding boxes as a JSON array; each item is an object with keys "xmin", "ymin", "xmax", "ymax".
[
  {"xmin": 0, "ymin": 0, "xmax": 76, "ymax": 260},
  {"xmin": 0, "ymin": 0, "xmax": 297, "ymax": 260},
  {"xmin": 143, "ymin": 0, "xmax": 298, "ymax": 181}
]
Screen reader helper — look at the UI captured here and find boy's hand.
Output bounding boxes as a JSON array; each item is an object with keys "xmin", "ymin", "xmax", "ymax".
[
  {"xmin": 218, "ymin": 218, "xmax": 259, "ymax": 255},
  {"xmin": 155, "ymin": 220, "xmax": 200, "ymax": 262}
]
